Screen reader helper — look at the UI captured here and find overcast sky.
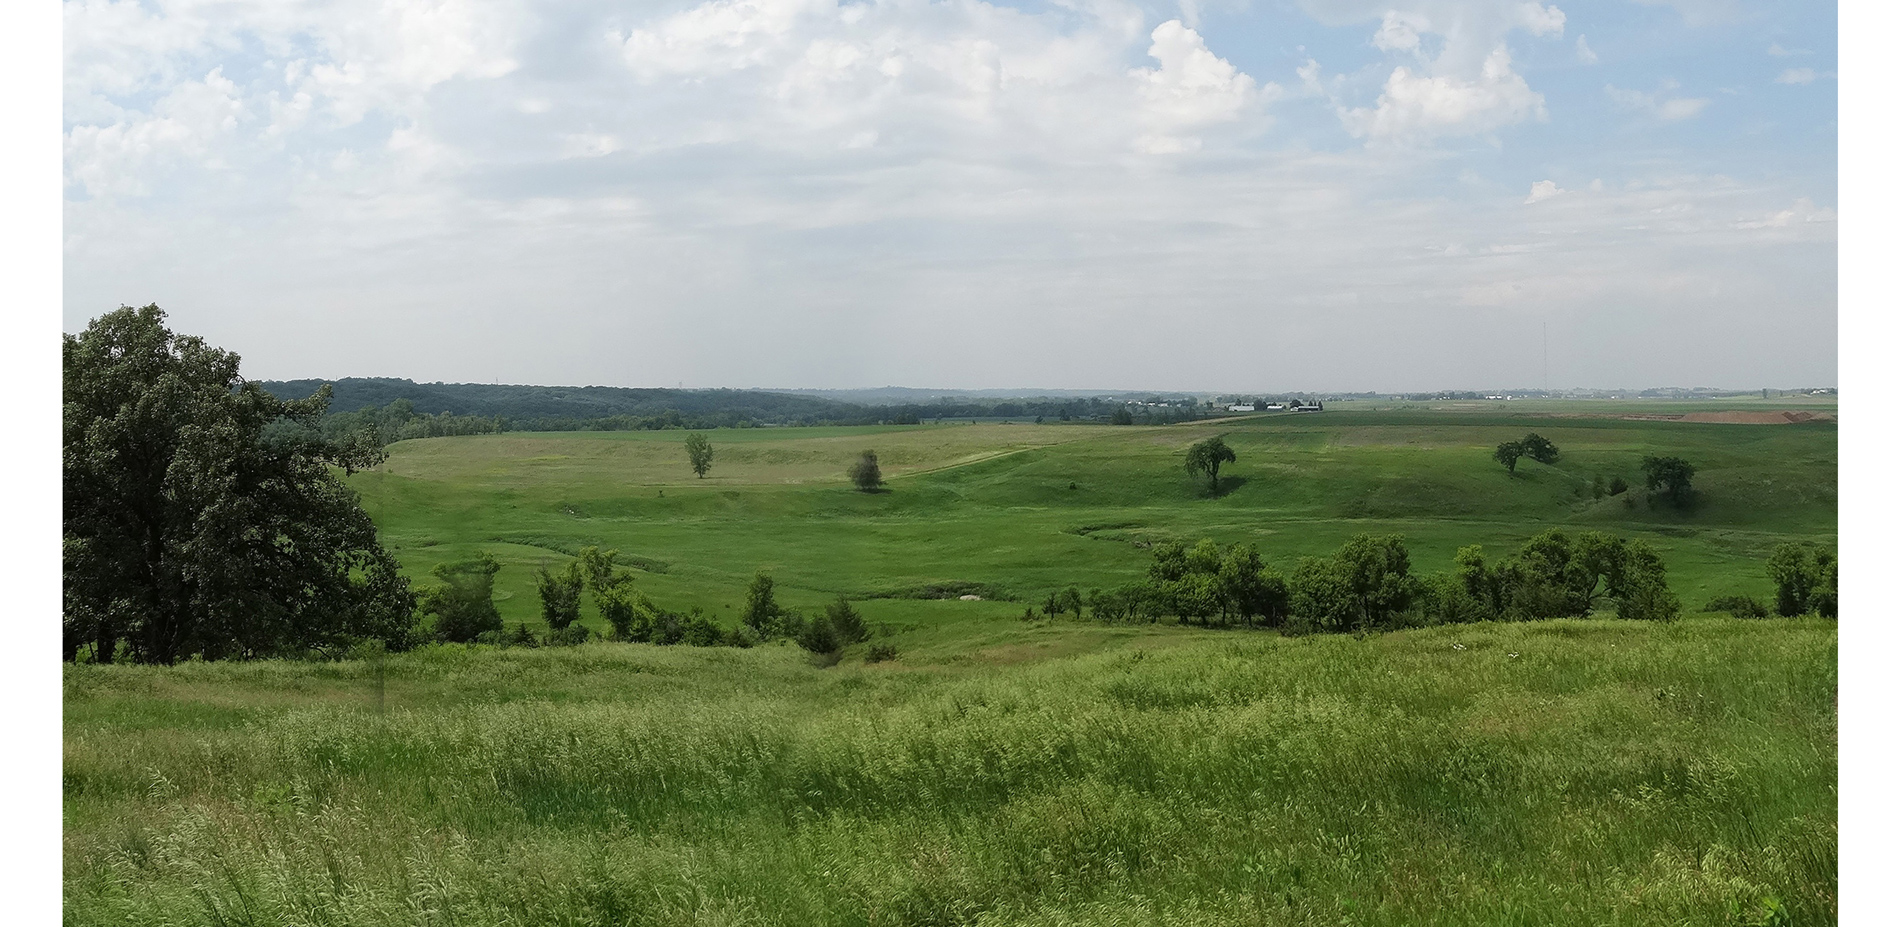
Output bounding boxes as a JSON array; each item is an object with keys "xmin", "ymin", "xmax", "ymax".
[{"xmin": 62, "ymin": 0, "xmax": 1835, "ymax": 391}]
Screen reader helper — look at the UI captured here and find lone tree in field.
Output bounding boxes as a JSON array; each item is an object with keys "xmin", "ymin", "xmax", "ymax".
[
  {"xmin": 1185, "ymin": 436, "xmax": 1237, "ymax": 491},
  {"xmin": 1494, "ymin": 440, "xmax": 1525, "ymax": 474},
  {"xmin": 684, "ymin": 432, "xmax": 714, "ymax": 478},
  {"xmin": 1495, "ymin": 434, "xmax": 1559, "ymax": 475},
  {"xmin": 1640, "ymin": 455, "xmax": 1697, "ymax": 507},
  {"xmin": 63, "ymin": 305, "xmax": 414, "ymax": 664},
  {"xmin": 1518, "ymin": 433, "xmax": 1560, "ymax": 465},
  {"xmin": 848, "ymin": 450, "xmax": 883, "ymax": 492}
]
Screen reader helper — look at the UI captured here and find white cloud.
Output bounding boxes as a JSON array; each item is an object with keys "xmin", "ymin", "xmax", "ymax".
[
  {"xmin": 1575, "ymin": 34, "xmax": 1597, "ymax": 64},
  {"xmin": 65, "ymin": 67, "xmax": 244, "ymax": 196},
  {"xmin": 1373, "ymin": 11, "xmax": 1429, "ymax": 53},
  {"xmin": 1131, "ymin": 21, "xmax": 1270, "ymax": 153},
  {"xmin": 65, "ymin": 0, "xmax": 529, "ymax": 198},
  {"xmin": 1606, "ymin": 80, "xmax": 1709, "ymax": 122},
  {"xmin": 1735, "ymin": 197, "xmax": 1835, "ymax": 229},
  {"xmin": 1307, "ymin": 2, "xmax": 1565, "ymax": 142},
  {"xmin": 1775, "ymin": 67, "xmax": 1816, "ymax": 85},
  {"xmin": 1343, "ymin": 46, "xmax": 1545, "ymax": 141},
  {"xmin": 59, "ymin": 0, "xmax": 1838, "ymax": 392},
  {"xmin": 619, "ymin": 0, "xmax": 831, "ymax": 81},
  {"xmin": 1767, "ymin": 43, "xmax": 1808, "ymax": 57},
  {"xmin": 610, "ymin": 3, "xmax": 1269, "ymax": 159},
  {"xmin": 1177, "ymin": 0, "xmax": 1205, "ymax": 30}
]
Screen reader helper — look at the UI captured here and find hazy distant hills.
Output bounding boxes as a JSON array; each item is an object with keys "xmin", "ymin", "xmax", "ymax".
[
  {"xmin": 257, "ymin": 378, "xmax": 867, "ymax": 422},
  {"xmin": 765, "ymin": 387, "xmax": 1205, "ymax": 404}
]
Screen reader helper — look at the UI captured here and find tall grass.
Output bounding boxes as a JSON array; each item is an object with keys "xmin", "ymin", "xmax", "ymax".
[{"xmin": 65, "ymin": 618, "xmax": 1835, "ymax": 925}]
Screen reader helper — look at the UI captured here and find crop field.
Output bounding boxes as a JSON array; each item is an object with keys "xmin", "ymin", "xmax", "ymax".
[{"xmin": 63, "ymin": 405, "xmax": 1838, "ymax": 925}]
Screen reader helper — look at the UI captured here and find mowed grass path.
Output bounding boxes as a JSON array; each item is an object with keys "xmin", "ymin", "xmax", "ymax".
[
  {"xmin": 347, "ymin": 410, "xmax": 1836, "ymax": 634},
  {"xmin": 64, "ymin": 618, "xmax": 1836, "ymax": 925}
]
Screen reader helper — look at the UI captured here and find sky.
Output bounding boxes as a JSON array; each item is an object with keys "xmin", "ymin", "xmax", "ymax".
[{"xmin": 61, "ymin": 0, "xmax": 1837, "ymax": 392}]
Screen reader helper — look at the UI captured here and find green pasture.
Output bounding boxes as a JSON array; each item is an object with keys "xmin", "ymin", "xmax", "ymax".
[
  {"xmin": 64, "ymin": 617, "xmax": 1837, "ymax": 925},
  {"xmin": 63, "ymin": 404, "xmax": 1839, "ymax": 924},
  {"xmin": 345, "ymin": 409, "xmax": 1837, "ymax": 634}
]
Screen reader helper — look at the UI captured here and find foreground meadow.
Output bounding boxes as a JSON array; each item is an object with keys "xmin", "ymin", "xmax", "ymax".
[{"xmin": 65, "ymin": 618, "xmax": 1835, "ymax": 925}]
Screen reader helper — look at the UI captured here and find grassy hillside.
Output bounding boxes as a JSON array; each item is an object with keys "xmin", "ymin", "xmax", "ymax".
[
  {"xmin": 64, "ymin": 405, "xmax": 1837, "ymax": 925},
  {"xmin": 63, "ymin": 618, "xmax": 1837, "ymax": 925},
  {"xmin": 345, "ymin": 409, "xmax": 1836, "ymax": 632}
]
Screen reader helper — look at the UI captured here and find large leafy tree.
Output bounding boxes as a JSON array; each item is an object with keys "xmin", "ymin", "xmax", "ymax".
[
  {"xmin": 1493, "ymin": 441, "xmax": 1525, "ymax": 474},
  {"xmin": 847, "ymin": 451, "xmax": 883, "ymax": 492},
  {"xmin": 1640, "ymin": 455, "xmax": 1697, "ymax": 507},
  {"xmin": 63, "ymin": 305, "xmax": 414, "ymax": 663},
  {"xmin": 684, "ymin": 432, "xmax": 714, "ymax": 478},
  {"xmin": 1184, "ymin": 435, "xmax": 1236, "ymax": 491}
]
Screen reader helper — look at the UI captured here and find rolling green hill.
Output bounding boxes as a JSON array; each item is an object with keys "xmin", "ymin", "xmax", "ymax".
[
  {"xmin": 345, "ymin": 409, "xmax": 1836, "ymax": 634},
  {"xmin": 63, "ymin": 404, "xmax": 1838, "ymax": 925}
]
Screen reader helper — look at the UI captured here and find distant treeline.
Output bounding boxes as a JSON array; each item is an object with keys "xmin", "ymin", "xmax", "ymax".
[
  {"xmin": 259, "ymin": 378, "xmax": 865, "ymax": 428},
  {"xmin": 260, "ymin": 378, "xmax": 1216, "ymax": 441}
]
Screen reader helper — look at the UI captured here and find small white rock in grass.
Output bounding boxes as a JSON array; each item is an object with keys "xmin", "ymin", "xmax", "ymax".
[{"xmin": 959, "ymin": 594, "xmax": 982, "ymax": 601}]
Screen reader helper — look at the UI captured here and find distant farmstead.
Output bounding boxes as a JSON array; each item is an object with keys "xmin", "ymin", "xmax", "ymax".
[{"xmin": 1227, "ymin": 404, "xmax": 1255, "ymax": 412}]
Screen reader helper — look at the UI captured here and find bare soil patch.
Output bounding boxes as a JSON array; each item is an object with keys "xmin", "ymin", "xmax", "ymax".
[{"xmin": 1619, "ymin": 411, "xmax": 1836, "ymax": 425}]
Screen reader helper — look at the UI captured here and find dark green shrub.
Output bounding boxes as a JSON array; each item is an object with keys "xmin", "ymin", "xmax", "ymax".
[
  {"xmin": 722, "ymin": 624, "xmax": 760, "ymax": 648},
  {"xmin": 866, "ymin": 642, "xmax": 898, "ymax": 663},
  {"xmin": 1614, "ymin": 541, "xmax": 1680, "ymax": 622},
  {"xmin": 742, "ymin": 572, "xmax": 781, "ymax": 637},
  {"xmin": 825, "ymin": 597, "xmax": 869, "ymax": 643},
  {"xmin": 796, "ymin": 616, "xmax": 841, "ymax": 654},
  {"xmin": 544, "ymin": 624, "xmax": 593, "ymax": 646},
  {"xmin": 509, "ymin": 623, "xmax": 539, "ymax": 647},
  {"xmin": 1706, "ymin": 595, "xmax": 1769, "ymax": 618},
  {"xmin": 1768, "ymin": 542, "xmax": 1837, "ymax": 617},
  {"xmin": 419, "ymin": 554, "xmax": 503, "ymax": 643},
  {"xmin": 596, "ymin": 582, "xmax": 654, "ymax": 642},
  {"xmin": 533, "ymin": 561, "xmax": 585, "ymax": 630},
  {"xmin": 651, "ymin": 612, "xmax": 685, "ymax": 646},
  {"xmin": 681, "ymin": 609, "xmax": 723, "ymax": 647},
  {"xmin": 1419, "ymin": 573, "xmax": 1487, "ymax": 625}
]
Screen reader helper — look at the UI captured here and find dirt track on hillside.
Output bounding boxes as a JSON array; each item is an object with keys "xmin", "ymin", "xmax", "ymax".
[{"xmin": 1616, "ymin": 411, "xmax": 1835, "ymax": 425}]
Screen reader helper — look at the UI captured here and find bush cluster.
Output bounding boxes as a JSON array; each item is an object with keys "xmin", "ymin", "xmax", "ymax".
[
  {"xmin": 1065, "ymin": 529, "xmax": 1685, "ymax": 635},
  {"xmin": 1766, "ymin": 542, "xmax": 1838, "ymax": 618}
]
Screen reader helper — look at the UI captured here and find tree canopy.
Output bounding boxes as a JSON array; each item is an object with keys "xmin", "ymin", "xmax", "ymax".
[
  {"xmin": 1494, "ymin": 433, "xmax": 1559, "ymax": 474},
  {"xmin": 1493, "ymin": 441, "xmax": 1525, "ymax": 474},
  {"xmin": 1518, "ymin": 433, "xmax": 1559, "ymax": 465},
  {"xmin": 1184, "ymin": 436, "xmax": 1237, "ymax": 491},
  {"xmin": 1640, "ymin": 456, "xmax": 1697, "ymax": 507},
  {"xmin": 684, "ymin": 433, "xmax": 714, "ymax": 478},
  {"xmin": 848, "ymin": 451, "xmax": 883, "ymax": 492},
  {"xmin": 63, "ymin": 305, "xmax": 414, "ymax": 663}
]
